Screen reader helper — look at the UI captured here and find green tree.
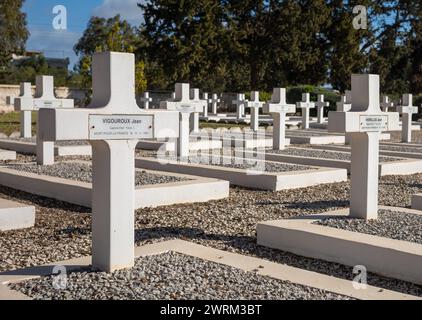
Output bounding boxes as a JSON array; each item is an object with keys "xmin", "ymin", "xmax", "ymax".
[
  {"xmin": 140, "ymin": 0, "xmax": 230, "ymax": 91},
  {"xmin": 74, "ymin": 15, "xmax": 146, "ymax": 98},
  {"xmin": 0, "ymin": 0, "xmax": 29, "ymax": 76}
]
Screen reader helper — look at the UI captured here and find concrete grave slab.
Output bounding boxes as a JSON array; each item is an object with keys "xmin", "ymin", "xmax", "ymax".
[
  {"xmin": 257, "ymin": 206, "xmax": 422, "ymax": 286},
  {"xmin": 0, "ymin": 149, "xmax": 16, "ymax": 160},
  {"xmin": 0, "ymin": 198, "xmax": 35, "ymax": 231},
  {"xmin": 256, "ymin": 147, "xmax": 422, "ymax": 176},
  {"xmin": 135, "ymin": 155, "xmax": 347, "ymax": 191},
  {"xmin": 1, "ymin": 240, "xmax": 417, "ymax": 300},
  {"xmin": 0, "ymin": 161, "xmax": 229, "ymax": 209},
  {"xmin": 0, "ymin": 138, "xmax": 92, "ymax": 157}
]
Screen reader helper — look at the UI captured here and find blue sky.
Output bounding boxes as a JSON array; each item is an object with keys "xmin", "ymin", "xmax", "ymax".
[{"xmin": 23, "ymin": 0, "xmax": 145, "ymax": 70}]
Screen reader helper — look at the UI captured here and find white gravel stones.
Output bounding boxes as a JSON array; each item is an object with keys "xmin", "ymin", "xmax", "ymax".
[
  {"xmin": 1, "ymin": 173, "xmax": 422, "ymax": 296},
  {"xmin": 7, "ymin": 162, "xmax": 190, "ymax": 186},
  {"xmin": 5, "ymin": 137, "xmax": 89, "ymax": 147},
  {"xmin": 380, "ymin": 145, "xmax": 422, "ymax": 154},
  {"xmin": 269, "ymin": 148, "xmax": 402, "ymax": 162},
  {"xmin": 168, "ymin": 155, "xmax": 311, "ymax": 172},
  {"xmin": 9, "ymin": 252, "xmax": 351, "ymax": 300},
  {"xmin": 314, "ymin": 210, "xmax": 422, "ymax": 244}
]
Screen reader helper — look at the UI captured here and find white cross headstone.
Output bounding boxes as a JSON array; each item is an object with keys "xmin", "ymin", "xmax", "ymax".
[
  {"xmin": 329, "ymin": 74, "xmax": 399, "ymax": 220},
  {"xmin": 315, "ymin": 94, "xmax": 329, "ymax": 124},
  {"xmin": 336, "ymin": 90, "xmax": 352, "ymax": 112},
  {"xmin": 380, "ymin": 96, "xmax": 394, "ymax": 112},
  {"xmin": 189, "ymin": 88, "xmax": 206, "ymax": 133},
  {"xmin": 210, "ymin": 94, "xmax": 220, "ymax": 115},
  {"xmin": 13, "ymin": 82, "xmax": 33, "ymax": 138},
  {"xmin": 38, "ymin": 52, "xmax": 179, "ymax": 272},
  {"xmin": 296, "ymin": 93, "xmax": 315, "ymax": 130},
  {"xmin": 233, "ymin": 93, "xmax": 247, "ymax": 120},
  {"xmin": 397, "ymin": 94, "xmax": 418, "ymax": 143},
  {"xmin": 202, "ymin": 92, "xmax": 210, "ymax": 117},
  {"xmin": 247, "ymin": 91, "xmax": 264, "ymax": 131},
  {"xmin": 161, "ymin": 83, "xmax": 203, "ymax": 157},
  {"xmin": 263, "ymin": 88, "xmax": 296, "ymax": 150},
  {"xmin": 31, "ymin": 76, "xmax": 75, "ymax": 165},
  {"xmin": 140, "ymin": 92, "xmax": 152, "ymax": 110}
]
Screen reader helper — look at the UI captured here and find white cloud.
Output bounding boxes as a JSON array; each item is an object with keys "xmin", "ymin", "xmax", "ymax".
[{"xmin": 92, "ymin": 0, "xmax": 145, "ymax": 25}]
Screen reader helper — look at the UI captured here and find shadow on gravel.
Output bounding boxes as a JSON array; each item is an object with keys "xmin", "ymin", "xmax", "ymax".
[
  {"xmin": 135, "ymin": 226, "xmax": 422, "ymax": 297},
  {"xmin": 0, "ymin": 185, "xmax": 90, "ymax": 214},
  {"xmin": 279, "ymin": 199, "xmax": 348, "ymax": 210}
]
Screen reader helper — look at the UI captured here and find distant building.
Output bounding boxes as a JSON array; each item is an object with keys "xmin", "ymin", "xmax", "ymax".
[{"xmin": 11, "ymin": 51, "xmax": 70, "ymax": 71}]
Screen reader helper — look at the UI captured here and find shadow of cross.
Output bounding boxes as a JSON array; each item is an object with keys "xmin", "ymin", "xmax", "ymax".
[
  {"xmin": 37, "ymin": 51, "xmax": 180, "ymax": 272},
  {"xmin": 328, "ymin": 74, "xmax": 400, "ymax": 220},
  {"xmin": 161, "ymin": 83, "xmax": 204, "ymax": 157},
  {"xmin": 296, "ymin": 93, "xmax": 315, "ymax": 130},
  {"xmin": 14, "ymin": 77, "xmax": 74, "ymax": 141},
  {"xmin": 263, "ymin": 88, "xmax": 296, "ymax": 151}
]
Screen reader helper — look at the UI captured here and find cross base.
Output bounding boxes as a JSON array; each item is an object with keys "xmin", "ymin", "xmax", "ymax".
[
  {"xmin": 91, "ymin": 139, "xmax": 137, "ymax": 272},
  {"xmin": 272, "ymin": 112, "xmax": 287, "ymax": 150},
  {"xmin": 350, "ymin": 132, "xmax": 379, "ymax": 220},
  {"xmin": 20, "ymin": 111, "xmax": 32, "ymax": 138}
]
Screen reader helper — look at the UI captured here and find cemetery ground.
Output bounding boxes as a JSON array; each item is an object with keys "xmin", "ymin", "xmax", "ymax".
[
  {"xmin": 0, "ymin": 132, "xmax": 422, "ymax": 299},
  {"xmin": 0, "ymin": 112, "xmax": 36, "ymax": 137}
]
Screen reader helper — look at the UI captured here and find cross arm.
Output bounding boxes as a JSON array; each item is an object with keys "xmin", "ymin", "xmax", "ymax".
[{"xmin": 38, "ymin": 108, "xmax": 180, "ymax": 141}]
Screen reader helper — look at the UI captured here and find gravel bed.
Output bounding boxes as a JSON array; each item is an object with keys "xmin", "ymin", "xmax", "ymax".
[
  {"xmin": 285, "ymin": 131, "xmax": 340, "ymax": 137},
  {"xmin": 380, "ymin": 144, "xmax": 422, "ymax": 154},
  {"xmin": 1, "ymin": 166, "xmax": 422, "ymax": 297},
  {"xmin": 9, "ymin": 252, "xmax": 350, "ymax": 300},
  {"xmin": 4, "ymin": 137, "xmax": 89, "ymax": 147},
  {"xmin": 6, "ymin": 162, "xmax": 190, "ymax": 186},
  {"xmin": 161, "ymin": 155, "xmax": 312, "ymax": 172},
  {"xmin": 269, "ymin": 148, "xmax": 402, "ymax": 162},
  {"xmin": 314, "ymin": 209, "xmax": 422, "ymax": 244}
]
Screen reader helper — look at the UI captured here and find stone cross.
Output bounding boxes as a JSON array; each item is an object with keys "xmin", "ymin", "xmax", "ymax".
[
  {"xmin": 380, "ymin": 96, "xmax": 394, "ymax": 112},
  {"xmin": 30, "ymin": 76, "xmax": 75, "ymax": 165},
  {"xmin": 210, "ymin": 94, "xmax": 220, "ymax": 115},
  {"xmin": 13, "ymin": 82, "xmax": 33, "ymax": 138},
  {"xmin": 233, "ymin": 93, "xmax": 247, "ymax": 120},
  {"xmin": 329, "ymin": 74, "xmax": 399, "ymax": 220},
  {"xmin": 396, "ymin": 94, "xmax": 418, "ymax": 143},
  {"xmin": 15, "ymin": 76, "xmax": 74, "ymax": 143},
  {"xmin": 161, "ymin": 83, "xmax": 203, "ymax": 157},
  {"xmin": 202, "ymin": 92, "xmax": 210, "ymax": 117},
  {"xmin": 140, "ymin": 92, "xmax": 152, "ymax": 109},
  {"xmin": 315, "ymin": 94, "xmax": 329, "ymax": 124},
  {"xmin": 263, "ymin": 88, "xmax": 296, "ymax": 150},
  {"xmin": 247, "ymin": 91, "xmax": 264, "ymax": 131},
  {"xmin": 189, "ymin": 88, "xmax": 206, "ymax": 133},
  {"xmin": 38, "ymin": 52, "xmax": 179, "ymax": 272},
  {"xmin": 336, "ymin": 90, "xmax": 352, "ymax": 112},
  {"xmin": 296, "ymin": 93, "xmax": 315, "ymax": 130}
]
